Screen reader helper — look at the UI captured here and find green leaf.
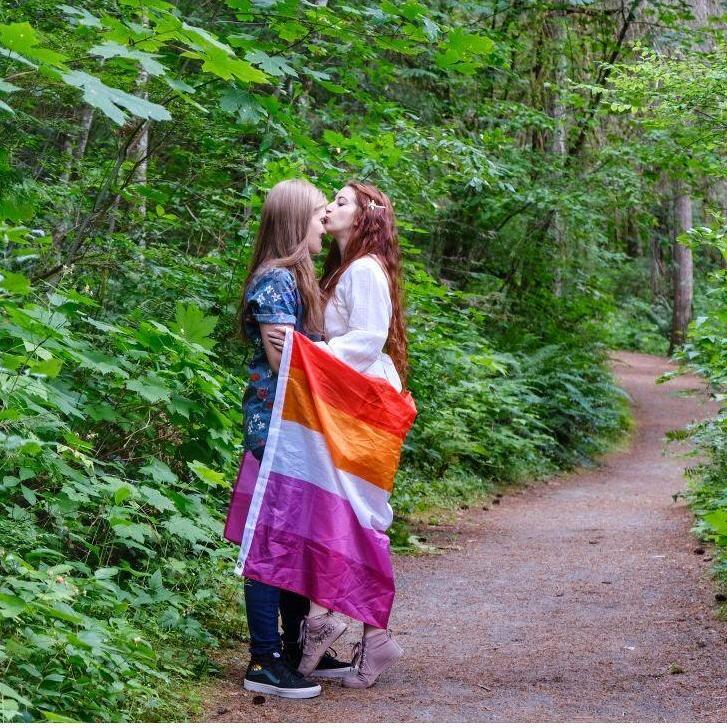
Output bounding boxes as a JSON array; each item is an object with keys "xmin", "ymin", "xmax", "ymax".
[
  {"xmin": 113, "ymin": 484, "xmax": 134, "ymax": 505},
  {"xmin": 111, "ymin": 521, "xmax": 153, "ymax": 544},
  {"xmin": 58, "ymin": 5, "xmax": 103, "ymax": 28},
  {"xmin": 0, "ymin": 682, "xmax": 30, "ymax": 706},
  {"xmin": 164, "ymin": 76, "xmax": 195, "ymax": 94},
  {"xmin": 0, "ymin": 593, "xmax": 27, "ymax": 619},
  {"xmin": 0, "ymin": 22, "xmax": 67, "ymax": 66},
  {"xmin": 187, "ymin": 460, "xmax": 227, "ymax": 488},
  {"xmin": 139, "ymin": 485, "xmax": 176, "ymax": 512},
  {"xmin": 245, "ymin": 50, "xmax": 298, "ymax": 78},
  {"xmin": 40, "ymin": 711, "xmax": 77, "ymax": 722},
  {"xmin": 422, "ymin": 17, "xmax": 440, "ymax": 41},
  {"xmin": 447, "ymin": 28, "xmax": 494, "ymax": 56},
  {"xmin": 273, "ymin": 20, "xmax": 307, "ymax": 43},
  {"xmin": 435, "ymin": 29, "xmax": 494, "ymax": 73},
  {"xmin": 29, "ymin": 358, "xmax": 63, "ymax": 378},
  {"xmin": 185, "ymin": 46, "xmax": 267, "ymax": 83},
  {"xmin": 0, "ymin": 80, "xmax": 20, "ymax": 93},
  {"xmin": 704, "ymin": 509, "xmax": 727, "ymax": 536},
  {"xmin": 220, "ymin": 88, "xmax": 267, "ymax": 125},
  {"xmin": 36, "ymin": 602, "xmax": 84, "ymax": 625},
  {"xmin": 89, "ymin": 42, "xmax": 167, "ymax": 76},
  {"xmin": 0, "ymin": 47, "xmax": 37, "ymax": 68},
  {"xmin": 20, "ymin": 485, "xmax": 36, "ymax": 505},
  {"xmin": 173, "ymin": 302, "xmax": 218, "ymax": 349},
  {"xmin": 75, "ymin": 629, "xmax": 106, "ymax": 648},
  {"xmin": 93, "ymin": 567, "xmax": 119, "ymax": 579},
  {"xmin": 0, "ymin": 99, "xmax": 14, "ymax": 114},
  {"xmin": 61, "ymin": 70, "xmax": 172, "ymax": 125},
  {"xmin": 0, "ymin": 700, "xmax": 19, "ymax": 722},
  {"xmin": 164, "ymin": 515, "xmax": 208, "ymax": 544},
  {"xmin": 168, "ymin": 395, "xmax": 194, "ymax": 418},
  {"xmin": 126, "ymin": 374, "xmax": 171, "ymax": 403},
  {"xmin": 140, "ymin": 458, "xmax": 178, "ymax": 484},
  {"xmin": 0, "ymin": 269, "xmax": 31, "ymax": 294},
  {"xmin": 74, "ymin": 349, "xmax": 129, "ymax": 378}
]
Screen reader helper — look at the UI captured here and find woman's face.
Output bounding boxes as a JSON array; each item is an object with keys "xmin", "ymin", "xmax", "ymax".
[
  {"xmin": 304, "ymin": 200, "xmax": 328, "ymax": 255},
  {"xmin": 324, "ymin": 186, "xmax": 359, "ymax": 239}
]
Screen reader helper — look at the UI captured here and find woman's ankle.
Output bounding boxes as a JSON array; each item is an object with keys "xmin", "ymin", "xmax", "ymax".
[{"xmin": 307, "ymin": 602, "xmax": 328, "ymax": 618}]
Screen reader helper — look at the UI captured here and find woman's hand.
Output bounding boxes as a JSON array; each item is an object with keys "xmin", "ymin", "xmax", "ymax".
[
  {"xmin": 266, "ymin": 325, "xmax": 288, "ymax": 353},
  {"xmin": 259, "ymin": 324, "xmax": 292, "ymax": 372}
]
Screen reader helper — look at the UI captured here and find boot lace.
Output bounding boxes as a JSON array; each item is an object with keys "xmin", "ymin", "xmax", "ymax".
[
  {"xmin": 351, "ymin": 640, "xmax": 368, "ymax": 674},
  {"xmin": 298, "ymin": 613, "xmax": 335, "ymax": 653}
]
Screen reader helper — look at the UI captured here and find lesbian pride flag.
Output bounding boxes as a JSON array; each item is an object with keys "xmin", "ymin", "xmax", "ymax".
[{"xmin": 231, "ymin": 330, "xmax": 416, "ymax": 628}]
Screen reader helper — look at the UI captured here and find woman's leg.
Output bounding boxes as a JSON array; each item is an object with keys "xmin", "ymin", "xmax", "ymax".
[
  {"xmin": 244, "ymin": 578, "xmax": 282, "ymax": 658},
  {"xmin": 280, "ymin": 589, "xmax": 309, "ymax": 656}
]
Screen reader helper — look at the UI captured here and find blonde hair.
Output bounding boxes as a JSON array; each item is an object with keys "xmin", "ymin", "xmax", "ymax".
[{"xmin": 239, "ymin": 179, "xmax": 324, "ymax": 337}]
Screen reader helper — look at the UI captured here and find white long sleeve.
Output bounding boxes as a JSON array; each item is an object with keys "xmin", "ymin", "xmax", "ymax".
[
  {"xmin": 320, "ymin": 257, "xmax": 401, "ymax": 391},
  {"xmin": 321, "ymin": 257, "xmax": 391, "ymax": 371}
]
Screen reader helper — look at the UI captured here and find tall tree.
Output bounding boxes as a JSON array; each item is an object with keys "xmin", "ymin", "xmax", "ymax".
[{"xmin": 669, "ymin": 181, "xmax": 694, "ymax": 354}]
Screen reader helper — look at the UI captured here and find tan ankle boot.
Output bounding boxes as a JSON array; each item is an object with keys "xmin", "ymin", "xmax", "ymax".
[
  {"xmin": 342, "ymin": 629, "xmax": 403, "ymax": 688},
  {"xmin": 296, "ymin": 611, "xmax": 347, "ymax": 677}
]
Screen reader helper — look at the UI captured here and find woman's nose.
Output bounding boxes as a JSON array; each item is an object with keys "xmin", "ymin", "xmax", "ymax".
[{"xmin": 325, "ymin": 203, "xmax": 333, "ymax": 214}]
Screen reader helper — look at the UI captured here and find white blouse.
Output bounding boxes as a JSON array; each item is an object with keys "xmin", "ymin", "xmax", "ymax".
[{"xmin": 318, "ymin": 255, "xmax": 402, "ymax": 393}]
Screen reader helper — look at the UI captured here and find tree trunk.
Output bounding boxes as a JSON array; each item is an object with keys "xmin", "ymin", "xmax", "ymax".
[
  {"xmin": 549, "ymin": 11, "xmax": 567, "ymax": 297},
  {"xmin": 74, "ymin": 105, "xmax": 94, "ymax": 162},
  {"xmin": 668, "ymin": 184, "xmax": 693, "ymax": 355},
  {"xmin": 649, "ymin": 233, "xmax": 664, "ymax": 297}
]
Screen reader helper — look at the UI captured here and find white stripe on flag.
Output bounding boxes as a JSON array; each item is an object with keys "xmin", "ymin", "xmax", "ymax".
[{"xmin": 235, "ymin": 328, "xmax": 294, "ymax": 576}]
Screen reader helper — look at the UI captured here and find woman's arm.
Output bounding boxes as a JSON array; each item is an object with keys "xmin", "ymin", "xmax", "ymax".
[
  {"xmin": 247, "ymin": 268, "xmax": 298, "ymax": 369},
  {"xmin": 324, "ymin": 259, "xmax": 391, "ymax": 372}
]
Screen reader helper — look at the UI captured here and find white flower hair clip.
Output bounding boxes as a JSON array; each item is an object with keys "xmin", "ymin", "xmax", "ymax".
[{"xmin": 367, "ymin": 199, "xmax": 385, "ymax": 210}]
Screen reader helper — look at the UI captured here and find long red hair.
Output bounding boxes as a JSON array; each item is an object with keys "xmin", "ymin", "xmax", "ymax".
[{"xmin": 320, "ymin": 181, "xmax": 408, "ymax": 386}]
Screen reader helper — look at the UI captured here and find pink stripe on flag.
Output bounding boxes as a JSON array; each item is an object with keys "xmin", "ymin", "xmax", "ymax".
[
  {"xmin": 255, "ymin": 471, "xmax": 394, "ymax": 576},
  {"xmin": 243, "ymin": 470, "xmax": 395, "ymax": 626},
  {"xmin": 223, "ymin": 452, "xmax": 259, "ymax": 545},
  {"xmin": 245, "ymin": 523, "xmax": 395, "ymax": 629}
]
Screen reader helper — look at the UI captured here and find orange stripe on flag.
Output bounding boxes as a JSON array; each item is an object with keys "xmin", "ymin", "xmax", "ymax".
[
  {"xmin": 290, "ymin": 335, "xmax": 416, "ymax": 440},
  {"xmin": 282, "ymin": 367, "xmax": 402, "ymax": 492}
]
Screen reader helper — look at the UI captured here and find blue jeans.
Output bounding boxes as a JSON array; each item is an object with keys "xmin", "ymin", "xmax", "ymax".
[
  {"xmin": 244, "ymin": 446, "xmax": 309, "ymax": 658},
  {"xmin": 244, "ymin": 579, "xmax": 309, "ymax": 657}
]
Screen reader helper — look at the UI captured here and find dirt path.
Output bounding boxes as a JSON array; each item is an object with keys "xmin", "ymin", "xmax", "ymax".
[{"xmin": 204, "ymin": 351, "xmax": 727, "ymax": 722}]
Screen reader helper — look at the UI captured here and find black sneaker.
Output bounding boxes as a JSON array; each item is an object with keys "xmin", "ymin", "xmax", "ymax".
[
  {"xmin": 243, "ymin": 651, "xmax": 321, "ymax": 699},
  {"xmin": 283, "ymin": 642, "xmax": 353, "ymax": 679}
]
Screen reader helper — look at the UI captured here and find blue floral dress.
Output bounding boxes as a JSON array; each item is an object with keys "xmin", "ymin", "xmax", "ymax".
[{"xmin": 242, "ymin": 267, "xmax": 314, "ymax": 458}]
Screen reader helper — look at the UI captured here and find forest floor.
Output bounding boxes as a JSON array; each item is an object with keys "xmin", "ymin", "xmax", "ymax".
[{"xmin": 201, "ymin": 351, "xmax": 727, "ymax": 722}]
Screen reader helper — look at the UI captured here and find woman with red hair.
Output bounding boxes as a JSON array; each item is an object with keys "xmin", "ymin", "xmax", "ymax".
[{"xmin": 271, "ymin": 180, "xmax": 409, "ymax": 688}]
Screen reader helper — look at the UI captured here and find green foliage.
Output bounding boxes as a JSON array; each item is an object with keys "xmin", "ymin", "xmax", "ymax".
[
  {"xmin": 2, "ymin": 0, "xmax": 720, "ymax": 719},
  {"xmin": 673, "ymin": 226, "xmax": 727, "ymax": 596},
  {"xmin": 0, "ymin": 226, "xmax": 246, "ymax": 720}
]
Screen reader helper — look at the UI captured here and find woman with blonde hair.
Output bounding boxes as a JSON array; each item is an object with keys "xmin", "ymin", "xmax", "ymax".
[{"xmin": 236, "ymin": 179, "xmax": 352, "ymax": 699}]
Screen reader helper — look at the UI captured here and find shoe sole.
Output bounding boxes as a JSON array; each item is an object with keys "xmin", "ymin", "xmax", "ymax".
[
  {"xmin": 310, "ymin": 666, "xmax": 355, "ymax": 678},
  {"xmin": 298, "ymin": 621, "xmax": 348, "ymax": 677},
  {"xmin": 243, "ymin": 679, "xmax": 321, "ymax": 699}
]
